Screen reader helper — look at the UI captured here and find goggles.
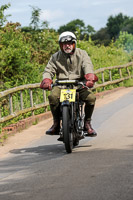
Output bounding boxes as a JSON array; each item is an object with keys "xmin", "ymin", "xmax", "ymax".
[{"xmin": 60, "ymin": 35, "xmax": 75, "ymax": 43}]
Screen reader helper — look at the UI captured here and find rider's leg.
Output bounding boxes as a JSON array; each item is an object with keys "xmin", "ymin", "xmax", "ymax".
[
  {"xmin": 46, "ymin": 87, "xmax": 61, "ymax": 135},
  {"xmin": 79, "ymin": 88, "xmax": 97, "ymax": 137}
]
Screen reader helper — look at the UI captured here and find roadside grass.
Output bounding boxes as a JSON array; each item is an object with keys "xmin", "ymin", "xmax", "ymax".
[{"xmin": 124, "ymin": 78, "xmax": 133, "ymax": 87}]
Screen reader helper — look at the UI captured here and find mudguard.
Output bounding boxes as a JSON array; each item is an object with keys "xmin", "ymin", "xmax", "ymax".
[{"xmin": 61, "ymin": 100, "xmax": 70, "ymax": 106}]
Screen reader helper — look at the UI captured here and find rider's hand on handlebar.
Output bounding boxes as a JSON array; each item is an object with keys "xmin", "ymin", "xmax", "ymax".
[
  {"xmin": 85, "ymin": 80, "xmax": 94, "ymax": 88},
  {"xmin": 84, "ymin": 73, "xmax": 98, "ymax": 88},
  {"xmin": 40, "ymin": 78, "xmax": 53, "ymax": 90}
]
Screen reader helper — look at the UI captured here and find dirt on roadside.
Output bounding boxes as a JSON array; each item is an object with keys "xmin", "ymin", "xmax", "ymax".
[{"xmin": 0, "ymin": 86, "xmax": 133, "ymax": 158}]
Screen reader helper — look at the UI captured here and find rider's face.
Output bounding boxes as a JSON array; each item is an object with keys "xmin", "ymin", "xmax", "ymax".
[{"xmin": 62, "ymin": 42, "xmax": 73, "ymax": 54}]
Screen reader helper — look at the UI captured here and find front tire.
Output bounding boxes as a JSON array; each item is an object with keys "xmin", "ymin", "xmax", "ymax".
[{"xmin": 62, "ymin": 106, "xmax": 73, "ymax": 153}]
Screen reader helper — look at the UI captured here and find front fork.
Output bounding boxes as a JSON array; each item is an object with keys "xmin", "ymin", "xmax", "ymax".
[{"xmin": 60, "ymin": 101, "xmax": 74, "ymax": 133}]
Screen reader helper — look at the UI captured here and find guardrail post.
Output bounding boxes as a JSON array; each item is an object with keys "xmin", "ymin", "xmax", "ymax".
[
  {"xmin": 29, "ymin": 89, "xmax": 34, "ymax": 116},
  {"xmin": 0, "ymin": 102, "xmax": 1, "ymax": 118},
  {"xmin": 101, "ymin": 72, "xmax": 105, "ymax": 90},
  {"xmin": 126, "ymin": 67, "xmax": 130, "ymax": 76},
  {"xmin": 109, "ymin": 70, "xmax": 112, "ymax": 81},
  {"xmin": 43, "ymin": 90, "xmax": 49, "ymax": 112},
  {"xmin": 119, "ymin": 68, "xmax": 123, "ymax": 78},
  {"xmin": 101, "ymin": 72, "xmax": 104, "ymax": 83},
  {"xmin": 9, "ymin": 94, "xmax": 13, "ymax": 114},
  {"xmin": 43, "ymin": 90, "xmax": 46, "ymax": 102},
  {"xmin": 20, "ymin": 91, "xmax": 23, "ymax": 110}
]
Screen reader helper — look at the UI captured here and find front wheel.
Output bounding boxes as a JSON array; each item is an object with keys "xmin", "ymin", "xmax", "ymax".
[{"xmin": 62, "ymin": 105, "xmax": 73, "ymax": 153}]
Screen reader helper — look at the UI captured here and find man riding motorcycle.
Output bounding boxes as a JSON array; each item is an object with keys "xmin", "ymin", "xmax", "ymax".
[{"xmin": 40, "ymin": 31, "xmax": 98, "ymax": 139}]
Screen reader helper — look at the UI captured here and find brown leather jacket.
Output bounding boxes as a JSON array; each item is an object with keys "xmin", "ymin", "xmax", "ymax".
[{"xmin": 43, "ymin": 48, "xmax": 94, "ymax": 80}]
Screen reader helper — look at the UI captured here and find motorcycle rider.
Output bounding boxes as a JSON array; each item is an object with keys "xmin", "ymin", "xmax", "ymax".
[{"xmin": 40, "ymin": 31, "xmax": 98, "ymax": 139}]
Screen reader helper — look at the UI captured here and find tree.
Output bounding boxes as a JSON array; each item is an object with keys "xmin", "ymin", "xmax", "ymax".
[
  {"xmin": 122, "ymin": 17, "xmax": 133, "ymax": 34},
  {"xmin": 0, "ymin": 3, "xmax": 11, "ymax": 27},
  {"xmin": 106, "ymin": 13, "xmax": 129, "ymax": 40},
  {"xmin": 81, "ymin": 24, "xmax": 96, "ymax": 40},
  {"xmin": 58, "ymin": 19, "xmax": 96, "ymax": 40},
  {"xmin": 58, "ymin": 19, "xmax": 85, "ymax": 34},
  {"xmin": 92, "ymin": 27, "xmax": 110, "ymax": 46},
  {"xmin": 41, "ymin": 20, "xmax": 49, "ymax": 29},
  {"xmin": 29, "ymin": 6, "xmax": 41, "ymax": 30},
  {"xmin": 86, "ymin": 25, "xmax": 95, "ymax": 35},
  {"xmin": 29, "ymin": 6, "xmax": 50, "ymax": 32}
]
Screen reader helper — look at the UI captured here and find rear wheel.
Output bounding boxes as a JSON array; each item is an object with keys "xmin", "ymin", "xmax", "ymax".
[{"xmin": 62, "ymin": 106, "xmax": 73, "ymax": 153}]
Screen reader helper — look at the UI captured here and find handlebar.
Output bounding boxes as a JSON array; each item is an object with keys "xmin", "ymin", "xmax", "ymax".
[{"xmin": 52, "ymin": 79, "xmax": 89, "ymax": 89}]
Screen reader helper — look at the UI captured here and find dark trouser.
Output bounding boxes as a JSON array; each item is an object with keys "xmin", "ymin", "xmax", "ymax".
[{"xmin": 48, "ymin": 86, "xmax": 96, "ymax": 121}]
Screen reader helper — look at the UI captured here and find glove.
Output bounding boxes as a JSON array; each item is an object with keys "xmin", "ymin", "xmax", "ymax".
[
  {"xmin": 84, "ymin": 73, "xmax": 98, "ymax": 88},
  {"xmin": 40, "ymin": 78, "xmax": 53, "ymax": 90}
]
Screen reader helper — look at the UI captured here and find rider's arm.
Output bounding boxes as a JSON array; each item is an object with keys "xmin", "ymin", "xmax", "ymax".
[
  {"xmin": 40, "ymin": 55, "xmax": 56, "ymax": 90},
  {"xmin": 81, "ymin": 50, "xmax": 94, "ymax": 74},
  {"xmin": 81, "ymin": 50, "xmax": 98, "ymax": 87},
  {"xmin": 43, "ymin": 55, "xmax": 57, "ymax": 79}
]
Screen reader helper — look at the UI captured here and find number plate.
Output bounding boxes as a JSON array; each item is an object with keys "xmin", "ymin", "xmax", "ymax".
[{"xmin": 60, "ymin": 89, "xmax": 76, "ymax": 102}]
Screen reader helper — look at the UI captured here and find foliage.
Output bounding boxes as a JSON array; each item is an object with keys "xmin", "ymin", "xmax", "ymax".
[
  {"xmin": 0, "ymin": 20, "xmax": 132, "ymax": 90},
  {"xmin": 77, "ymin": 38, "xmax": 132, "ymax": 92},
  {"xmin": 91, "ymin": 27, "xmax": 111, "ymax": 46},
  {"xmin": 0, "ymin": 22, "xmax": 59, "ymax": 90},
  {"xmin": 58, "ymin": 19, "xmax": 85, "ymax": 34},
  {"xmin": 0, "ymin": 23, "xmax": 37, "ymax": 88},
  {"xmin": 106, "ymin": 13, "xmax": 129, "ymax": 40},
  {"xmin": 92, "ymin": 13, "xmax": 133, "ymax": 45},
  {"xmin": 122, "ymin": 17, "xmax": 133, "ymax": 34},
  {"xmin": 123, "ymin": 78, "xmax": 133, "ymax": 87},
  {"xmin": 29, "ymin": 6, "xmax": 41, "ymax": 30},
  {"xmin": 57, "ymin": 13, "xmax": 133, "ymax": 45},
  {"xmin": 0, "ymin": 3, "xmax": 11, "ymax": 27},
  {"xmin": 77, "ymin": 39, "xmax": 131, "ymax": 70},
  {"xmin": 115, "ymin": 31, "xmax": 133, "ymax": 52},
  {"xmin": 58, "ymin": 19, "xmax": 95, "ymax": 40}
]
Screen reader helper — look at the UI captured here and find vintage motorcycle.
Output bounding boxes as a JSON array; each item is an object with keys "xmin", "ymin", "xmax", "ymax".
[{"xmin": 53, "ymin": 79, "xmax": 88, "ymax": 153}]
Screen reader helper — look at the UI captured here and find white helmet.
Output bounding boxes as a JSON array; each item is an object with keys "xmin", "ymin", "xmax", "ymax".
[{"xmin": 58, "ymin": 31, "xmax": 77, "ymax": 53}]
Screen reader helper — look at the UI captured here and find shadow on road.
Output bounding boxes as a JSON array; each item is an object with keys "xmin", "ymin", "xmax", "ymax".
[
  {"xmin": 0, "ymin": 142, "xmax": 92, "ymax": 181},
  {"xmin": 0, "ymin": 147, "xmax": 133, "ymax": 200},
  {"xmin": 10, "ymin": 143, "xmax": 65, "ymax": 156},
  {"xmin": 10, "ymin": 142, "xmax": 92, "ymax": 157}
]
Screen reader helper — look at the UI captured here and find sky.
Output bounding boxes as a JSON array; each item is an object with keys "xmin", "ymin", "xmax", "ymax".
[{"xmin": 1, "ymin": 0, "xmax": 133, "ymax": 31}]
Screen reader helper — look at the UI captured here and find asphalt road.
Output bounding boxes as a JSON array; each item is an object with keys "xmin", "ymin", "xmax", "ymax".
[{"xmin": 0, "ymin": 88, "xmax": 133, "ymax": 200}]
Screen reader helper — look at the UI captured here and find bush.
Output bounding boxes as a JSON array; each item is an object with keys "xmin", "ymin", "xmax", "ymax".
[
  {"xmin": 115, "ymin": 31, "xmax": 133, "ymax": 52},
  {"xmin": 77, "ymin": 39, "xmax": 131, "ymax": 70},
  {"xmin": 0, "ymin": 23, "xmax": 59, "ymax": 90}
]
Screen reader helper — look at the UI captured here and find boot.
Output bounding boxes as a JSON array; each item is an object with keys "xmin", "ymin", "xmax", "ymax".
[
  {"xmin": 46, "ymin": 120, "xmax": 60, "ymax": 135},
  {"xmin": 84, "ymin": 120, "xmax": 97, "ymax": 137}
]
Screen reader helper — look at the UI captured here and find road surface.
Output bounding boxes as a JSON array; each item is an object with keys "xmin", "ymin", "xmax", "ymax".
[{"xmin": 0, "ymin": 87, "xmax": 133, "ymax": 200}]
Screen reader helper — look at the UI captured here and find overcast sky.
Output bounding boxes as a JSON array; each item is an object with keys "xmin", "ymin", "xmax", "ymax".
[{"xmin": 1, "ymin": 0, "xmax": 133, "ymax": 31}]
